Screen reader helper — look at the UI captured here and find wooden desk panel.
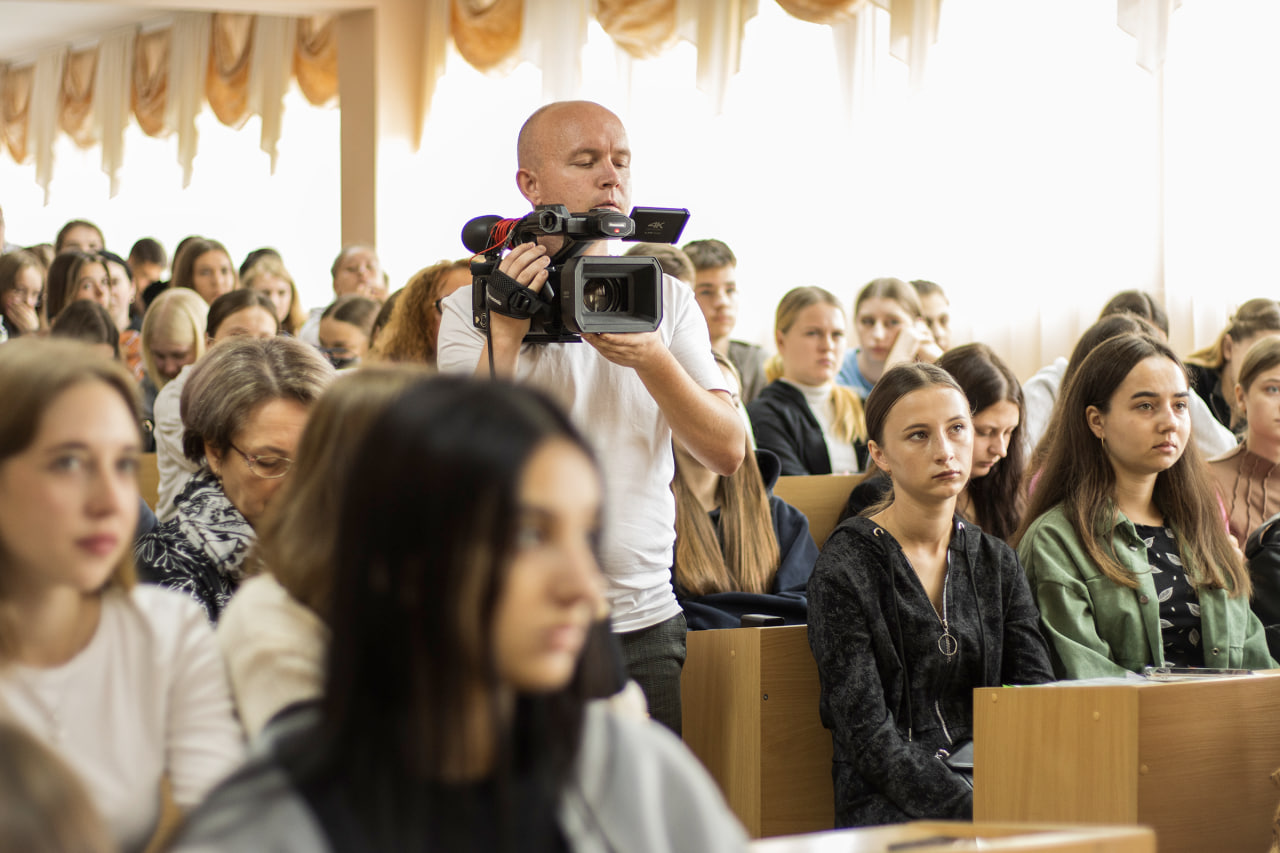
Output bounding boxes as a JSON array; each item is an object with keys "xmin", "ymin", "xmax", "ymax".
[
  {"xmin": 975, "ymin": 674, "xmax": 1280, "ymax": 853},
  {"xmin": 683, "ymin": 625, "xmax": 834, "ymax": 838}
]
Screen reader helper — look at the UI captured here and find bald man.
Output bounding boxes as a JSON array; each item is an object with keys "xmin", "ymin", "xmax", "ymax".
[{"xmin": 438, "ymin": 101, "xmax": 745, "ymax": 733}]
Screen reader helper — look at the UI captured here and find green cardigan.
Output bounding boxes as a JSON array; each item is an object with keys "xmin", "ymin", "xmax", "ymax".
[{"xmin": 1017, "ymin": 505, "xmax": 1275, "ymax": 679}]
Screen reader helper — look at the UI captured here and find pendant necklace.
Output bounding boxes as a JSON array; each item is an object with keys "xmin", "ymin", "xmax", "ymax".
[{"xmin": 937, "ymin": 551, "xmax": 958, "ymax": 659}]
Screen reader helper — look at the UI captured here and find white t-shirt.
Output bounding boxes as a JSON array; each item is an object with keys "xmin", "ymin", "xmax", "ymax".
[
  {"xmin": 0, "ymin": 586, "xmax": 245, "ymax": 852},
  {"xmin": 153, "ymin": 365, "xmax": 200, "ymax": 523},
  {"xmin": 437, "ymin": 273, "xmax": 728, "ymax": 633},
  {"xmin": 217, "ymin": 574, "xmax": 328, "ymax": 740}
]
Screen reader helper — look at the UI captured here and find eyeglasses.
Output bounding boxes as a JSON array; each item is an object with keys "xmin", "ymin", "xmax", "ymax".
[
  {"xmin": 228, "ymin": 442, "xmax": 293, "ymax": 479},
  {"xmin": 318, "ymin": 347, "xmax": 359, "ymax": 370}
]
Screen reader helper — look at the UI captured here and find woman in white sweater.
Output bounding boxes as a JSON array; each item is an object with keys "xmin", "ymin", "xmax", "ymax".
[{"xmin": 0, "ymin": 339, "xmax": 244, "ymax": 852}]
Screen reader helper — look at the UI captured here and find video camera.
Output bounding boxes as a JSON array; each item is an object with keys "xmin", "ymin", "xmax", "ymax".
[{"xmin": 461, "ymin": 205, "xmax": 689, "ymax": 344}]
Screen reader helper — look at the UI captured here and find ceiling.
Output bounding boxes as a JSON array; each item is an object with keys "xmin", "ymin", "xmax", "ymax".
[
  {"xmin": 0, "ymin": 1, "xmax": 367, "ymax": 64},
  {"xmin": 0, "ymin": 3, "xmax": 168, "ymax": 63}
]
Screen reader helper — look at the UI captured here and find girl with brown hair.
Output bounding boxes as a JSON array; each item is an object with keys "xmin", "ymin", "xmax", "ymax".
[
  {"xmin": 747, "ymin": 286, "xmax": 868, "ymax": 475},
  {"xmin": 371, "ymin": 259, "xmax": 471, "ymax": 366},
  {"xmin": 1208, "ymin": 336, "xmax": 1280, "ymax": 545},
  {"xmin": 836, "ymin": 277, "xmax": 942, "ymax": 397},
  {"xmin": 673, "ymin": 355, "xmax": 818, "ymax": 629},
  {"xmin": 1016, "ymin": 332, "xmax": 1273, "ymax": 678},
  {"xmin": 808, "ymin": 362, "xmax": 1052, "ymax": 826},
  {"xmin": 0, "ymin": 339, "xmax": 243, "ymax": 851}
]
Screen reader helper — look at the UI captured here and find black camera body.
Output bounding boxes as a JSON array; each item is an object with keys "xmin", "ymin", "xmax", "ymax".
[{"xmin": 462, "ymin": 205, "xmax": 689, "ymax": 344}]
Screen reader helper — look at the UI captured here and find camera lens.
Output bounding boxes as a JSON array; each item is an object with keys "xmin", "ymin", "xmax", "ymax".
[{"xmin": 582, "ymin": 279, "xmax": 626, "ymax": 313}]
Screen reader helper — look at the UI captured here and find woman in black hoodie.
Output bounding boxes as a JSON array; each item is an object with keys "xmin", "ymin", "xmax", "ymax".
[{"xmin": 807, "ymin": 362, "xmax": 1053, "ymax": 827}]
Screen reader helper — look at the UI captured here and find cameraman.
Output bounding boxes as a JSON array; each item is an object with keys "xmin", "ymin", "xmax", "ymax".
[{"xmin": 438, "ymin": 101, "xmax": 745, "ymax": 734}]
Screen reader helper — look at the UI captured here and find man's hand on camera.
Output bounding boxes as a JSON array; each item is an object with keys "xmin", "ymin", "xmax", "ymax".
[
  {"xmin": 583, "ymin": 330, "xmax": 667, "ymax": 371},
  {"xmin": 490, "ymin": 243, "xmax": 551, "ymax": 341}
]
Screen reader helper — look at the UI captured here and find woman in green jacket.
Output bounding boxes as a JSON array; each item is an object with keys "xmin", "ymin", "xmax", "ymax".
[{"xmin": 1015, "ymin": 332, "xmax": 1274, "ymax": 679}]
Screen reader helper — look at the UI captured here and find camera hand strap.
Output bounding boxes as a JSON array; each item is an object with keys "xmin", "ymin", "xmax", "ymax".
[{"xmin": 483, "ymin": 269, "xmax": 551, "ymax": 321}]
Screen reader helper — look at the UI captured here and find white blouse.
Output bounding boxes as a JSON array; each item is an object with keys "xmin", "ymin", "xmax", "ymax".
[{"xmin": 0, "ymin": 585, "xmax": 245, "ymax": 852}]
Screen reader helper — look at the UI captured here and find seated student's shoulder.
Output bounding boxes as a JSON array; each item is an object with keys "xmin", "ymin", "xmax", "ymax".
[{"xmin": 568, "ymin": 702, "xmax": 748, "ymax": 852}]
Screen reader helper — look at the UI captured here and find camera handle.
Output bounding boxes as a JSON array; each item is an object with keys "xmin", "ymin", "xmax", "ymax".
[{"xmin": 482, "ymin": 267, "xmax": 553, "ymax": 321}]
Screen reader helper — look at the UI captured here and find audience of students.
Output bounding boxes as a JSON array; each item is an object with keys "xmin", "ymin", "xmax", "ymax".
[
  {"xmin": 808, "ymin": 362, "xmax": 1053, "ymax": 826},
  {"xmin": 136, "ymin": 336, "xmax": 333, "ymax": 623},
  {"xmin": 48, "ymin": 300, "xmax": 119, "ymax": 360},
  {"xmin": 242, "ymin": 254, "xmax": 307, "ymax": 337},
  {"xmin": 370, "ymin": 259, "xmax": 471, "ymax": 367},
  {"xmin": 683, "ymin": 238, "xmax": 769, "ymax": 404},
  {"xmin": 1209, "ymin": 336, "xmax": 1280, "ymax": 546},
  {"xmin": 217, "ymin": 365, "xmax": 428, "ymax": 738},
  {"xmin": 672, "ymin": 354, "xmax": 818, "ymax": 629},
  {"xmin": 836, "ymin": 277, "xmax": 941, "ymax": 398},
  {"xmin": 174, "ymin": 377, "xmax": 746, "ymax": 852},
  {"xmin": 845, "ymin": 343, "xmax": 1027, "ymax": 542},
  {"xmin": 1185, "ymin": 297, "xmax": 1280, "ymax": 432},
  {"xmin": 1016, "ymin": 332, "xmax": 1274, "ymax": 679},
  {"xmin": 13, "ymin": 104, "xmax": 1280, "ymax": 843},
  {"xmin": 54, "ymin": 219, "xmax": 104, "ymax": 255},
  {"xmin": 911, "ymin": 279, "xmax": 951, "ymax": 351},
  {"xmin": 173, "ymin": 237, "xmax": 238, "ymax": 306},
  {"xmin": 153, "ymin": 289, "xmax": 282, "ymax": 521},
  {"xmin": 0, "ymin": 339, "xmax": 244, "ymax": 851},
  {"xmin": 0, "ymin": 249, "xmax": 44, "ymax": 339},
  {"xmin": 317, "ymin": 294, "xmax": 379, "ymax": 369},
  {"xmin": 748, "ymin": 286, "xmax": 868, "ymax": 475}
]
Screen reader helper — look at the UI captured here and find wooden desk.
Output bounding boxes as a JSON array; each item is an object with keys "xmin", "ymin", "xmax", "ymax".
[
  {"xmin": 750, "ymin": 821, "xmax": 1155, "ymax": 852},
  {"xmin": 975, "ymin": 673, "xmax": 1280, "ymax": 853},
  {"xmin": 682, "ymin": 625, "xmax": 833, "ymax": 838}
]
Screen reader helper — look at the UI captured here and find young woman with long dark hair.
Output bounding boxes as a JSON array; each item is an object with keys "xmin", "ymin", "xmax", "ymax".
[
  {"xmin": 1016, "ymin": 333, "xmax": 1274, "ymax": 678},
  {"xmin": 808, "ymin": 363, "xmax": 1053, "ymax": 827},
  {"xmin": 175, "ymin": 378, "xmax": 746, "ymax": 851}
]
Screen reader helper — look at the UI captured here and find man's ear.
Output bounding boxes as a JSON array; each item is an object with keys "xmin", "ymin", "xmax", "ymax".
[
  {"xmin": 1085, "ymin": 405, "xmax": 1106, "ymax": 440},
  {"xmin": 516, "ymin": 168, "xmax": 539, "ymax": 205}
]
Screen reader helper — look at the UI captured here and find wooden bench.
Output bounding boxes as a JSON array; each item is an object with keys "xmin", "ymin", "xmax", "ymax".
[{"xmin": 773, "ymin": 473, "xmax": 864, "ymax": 547}]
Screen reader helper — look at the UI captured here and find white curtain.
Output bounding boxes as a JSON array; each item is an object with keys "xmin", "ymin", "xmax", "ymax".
[
  {"xmin": 95, "ymin": 28, "xmax": 135, "ymax": 196},
  {"xmin": 168, "ymin": 12, "xmax": 212, "ymax": 187}
]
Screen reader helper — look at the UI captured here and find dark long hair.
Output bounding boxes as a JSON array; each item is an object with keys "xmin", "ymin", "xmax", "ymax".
[
  {"xmin": 320, "ymin": 377, "xmax": 599, "ymax": 848},
  {"xmin": 937, "ymin": 344, "xmax": 1025, "ymax": 540},
  {"xmin": 1015, "ymin": 333, "xmax": 1249, "ymax": 596}
]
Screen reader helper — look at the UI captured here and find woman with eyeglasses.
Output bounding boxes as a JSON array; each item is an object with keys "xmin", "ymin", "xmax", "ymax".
[
  {"xmin": 152, "ymin": 290, "xmax": 280, "ymax": 522},
  {"xmin": 317, "ymin": 295, "xmax": 379, "ymax": 369},
  {"xmin": 136, "ymin": 336, "xmax": 334, "ymax": 622}
]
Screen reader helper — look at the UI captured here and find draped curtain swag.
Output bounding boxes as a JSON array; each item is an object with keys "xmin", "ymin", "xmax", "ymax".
[{"xmin": 0, "ymin": 1, "xmax": 1170, "ymax": 195}]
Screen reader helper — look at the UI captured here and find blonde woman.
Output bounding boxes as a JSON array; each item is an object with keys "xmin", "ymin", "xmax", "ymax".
[
  {"xmin": 836, "ymin": 277, "xmax": 942, "ymax": 397},
  {"xmin": 242, "ymin": 255, "xmax": 307, "ymax": 337},
  {"xmin": 747, "ymin": 286, "xmax": 867, "ymax": 475},
  {"xmin": 1185, "ymin": 297, "xmax": 1280, "ymax": 431}
]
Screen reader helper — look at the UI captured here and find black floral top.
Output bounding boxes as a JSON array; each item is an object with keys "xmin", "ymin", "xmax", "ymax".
[{"xmin": 1134, "ymin": 523, "xmax": 1202, "ymax": 666}]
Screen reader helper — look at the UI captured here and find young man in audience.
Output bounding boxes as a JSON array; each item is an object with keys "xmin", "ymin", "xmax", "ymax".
[
  {"xmin": 683, "ymin": 238, "xmax": 769, "ymax": 404},
  {"xmin": 438, "ymin": 100, "xmax": 745, "ymax": 734},
  {"xmin": 299, "ymin": 245, "xmax": 386, "ymax": 346}
]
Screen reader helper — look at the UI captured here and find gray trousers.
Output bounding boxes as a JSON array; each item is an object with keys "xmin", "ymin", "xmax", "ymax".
[{"xmin": 617, "ymin": 611, "xmax": 687, "ymax": 735}]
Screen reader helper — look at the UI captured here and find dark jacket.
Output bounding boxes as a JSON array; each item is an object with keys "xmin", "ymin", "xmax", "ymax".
[
  {"xmin": 807, "ymin": 516, "xmax": 1054, "ymax": 827},
  {"xmin": 746, "ymin": 380, "xmax": 867, "ymax": 476},
  {"xmin": 675, "ymin": 449, "xmax": 819, "ymax": 630},
  {"xmin": 1187, "ymin": 362, "xmax": 1233, "ymax": 432}
]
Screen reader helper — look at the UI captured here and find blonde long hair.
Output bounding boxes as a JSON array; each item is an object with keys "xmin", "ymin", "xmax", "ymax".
[
  {"xmin": 672, "ymin": 354, "xmax": 780, "ymax": 596},
  {"xmin": 1185, "ymin": 298, "xmax": 1280, "ymax": 370},
  {"xmin": 765, "ymin": 286, "xmax": 866, "ymax": 443}
]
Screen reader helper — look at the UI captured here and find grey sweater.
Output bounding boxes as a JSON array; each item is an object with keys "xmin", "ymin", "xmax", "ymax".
[
  {"xmin": 171, "ymin": 701, "xmax": 748, "ymax": 852},
  {"xmin": 807, "ymin": 515, "xmax": 1053, "ymax": 827}
]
